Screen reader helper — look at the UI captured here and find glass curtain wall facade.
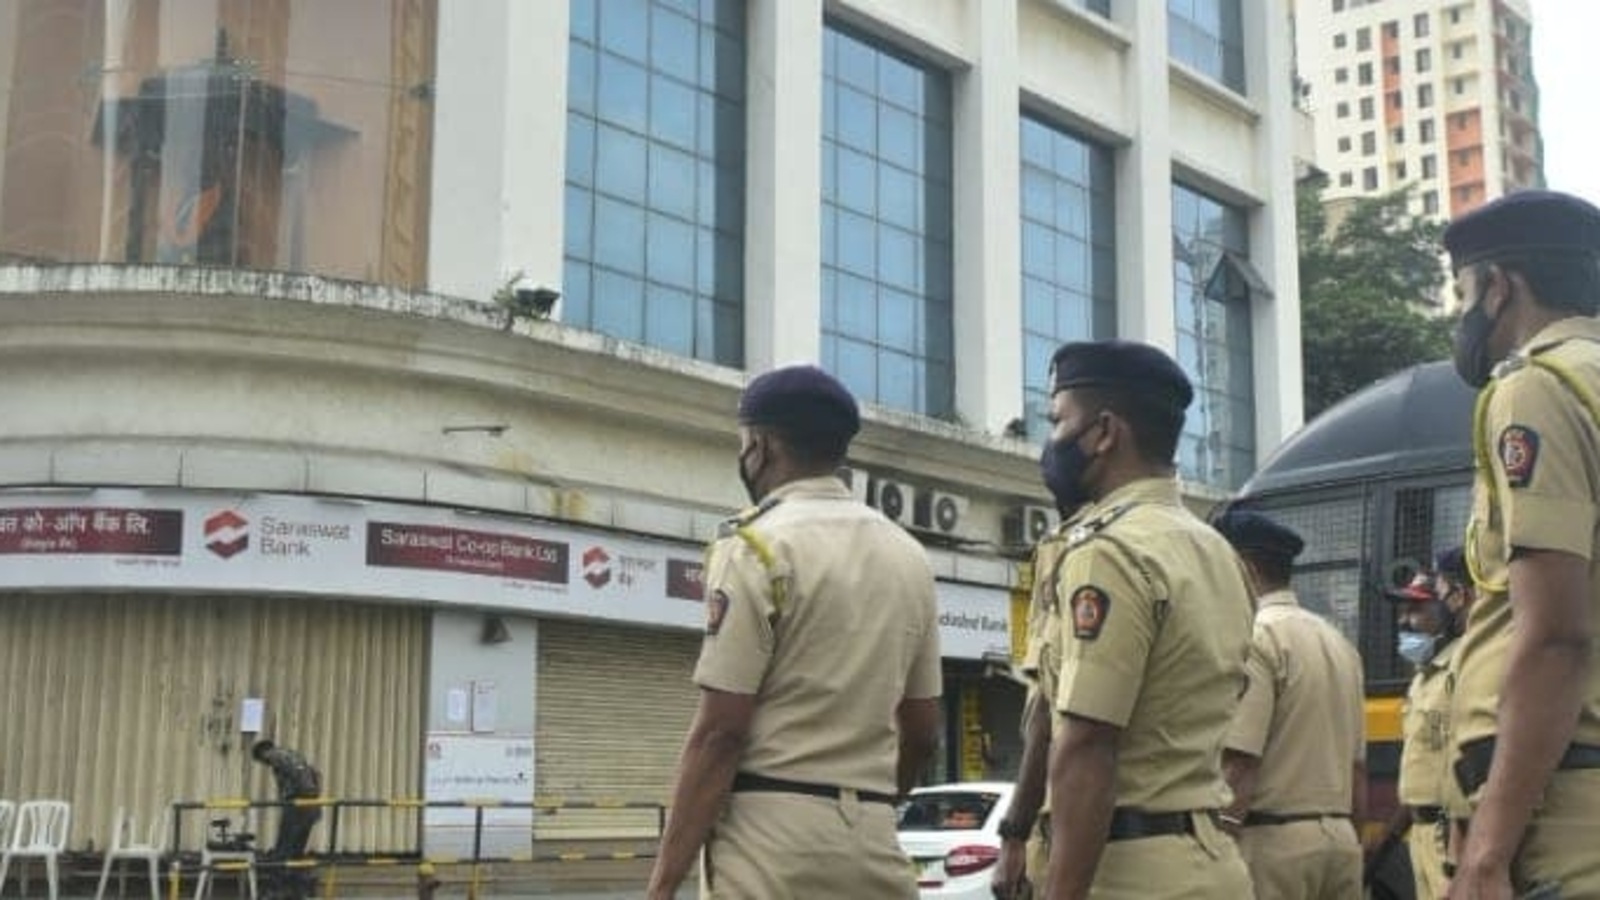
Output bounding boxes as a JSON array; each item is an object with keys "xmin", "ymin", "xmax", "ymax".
[
  {"xmin": 1168, "ymin": 0, "xmax": 1245, "ymax": 93},
  {"xmin": 820, "ymin": 24, "xmax": 954, "ymax": 418},
  {"xmin": 1172, "ymin": 182, "xmax": 1254, "ymax": 488},
  {"xmin": 1019, "ymin": 115, "xmax": 1115, "ymax": 440},
  {"xmin": 0, "ymin": 0, "xmax": 437, "ymax": 287},
  {"xmin": 564, "ymin": 0, "xmax": 746, "ymax": 366}
]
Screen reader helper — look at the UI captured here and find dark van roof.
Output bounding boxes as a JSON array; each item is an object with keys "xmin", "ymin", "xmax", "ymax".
[{"xmin": 1241, "ymin": 361, "xmax": 1476, "ymax": 497}]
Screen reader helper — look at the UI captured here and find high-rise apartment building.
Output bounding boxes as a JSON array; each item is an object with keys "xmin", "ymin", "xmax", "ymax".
[{"xmin": 1296, "ymin": 0, "xmax": 1542, "ymax": 219}]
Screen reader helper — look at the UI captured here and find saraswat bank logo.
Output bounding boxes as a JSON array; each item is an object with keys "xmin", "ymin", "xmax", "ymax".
[
  {"xmin": 204, "ymin": 510, "xmax": 250, "ymax": 559},
  {"xmin": 581, "ymin": 544, "xmax": 658, "ymax": 589},
  {"xmin": 582, "ymin": 546, "xmax": 612, "ymax": 588}
]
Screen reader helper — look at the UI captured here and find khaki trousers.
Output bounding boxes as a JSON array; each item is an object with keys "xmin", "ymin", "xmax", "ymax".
[
  {"xmin": 1509, "ymin": 768, "xmax": 1600, "ymax": 896},
  {"xmin": 699, "ymin": 790, "xmax": 916, "ymax": 900},
  {"xmin": 1237, "ymin": 817, "xmax": 1360, "ymax": 900}
]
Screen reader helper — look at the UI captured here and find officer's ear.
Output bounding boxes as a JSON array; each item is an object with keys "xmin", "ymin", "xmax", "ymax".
[
  {"xmin": 1089, "ymin": 409, "xmax": 1121, "ymax": 456},
  {"xmin": 1478, "ymin": 263, "xmax": 1518, "ymax": 316}
]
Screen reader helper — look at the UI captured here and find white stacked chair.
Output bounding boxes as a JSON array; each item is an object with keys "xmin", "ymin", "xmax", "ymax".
[
  {"xmin": 0, "ymin": 799, "xmax": 72, "ymax": 900},
  {"xmin": 95, "ymin": 806, "xmax": 166, "ymax": 900}
]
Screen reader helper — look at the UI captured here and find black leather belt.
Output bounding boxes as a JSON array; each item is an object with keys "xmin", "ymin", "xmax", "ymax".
[
  {"xmin": 1106, "ymin": 808, "xmax": 1201, "ymax": 841},
  {"xmin": 1244, "ymin": 810, "xmax": 1350, "ymax": 827},
  {"xmin": 1413, "ymin": 805, "xmax": 1446, "ymax": 824},
  {"xmin": 1456, "ymin": 738, "xmax": 1600, "ymax": 796},
  {"xmin": 730, "ymin": 772, "xmax": 896, "ymax": 805}
]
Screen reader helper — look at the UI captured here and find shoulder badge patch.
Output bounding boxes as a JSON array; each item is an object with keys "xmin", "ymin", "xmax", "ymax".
[
  {"xmin": 1070, "ymin": 585, "xmax": 1111, "ymax": 641},
  {"xmin": 1497, "ymin": 424, "xmax": 1541, "ymax": 488},
  {"xmin": 706, "ymin": 589, "xmax": 731, "ymax": 635}
]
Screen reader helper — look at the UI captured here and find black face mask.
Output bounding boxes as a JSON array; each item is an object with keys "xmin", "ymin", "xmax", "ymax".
[
  {"xmin": 1039, "ymin": 418, "xmax": 1102, "ymax": 513},
  {"xmin": 1452, "ymin": 279, "xmax": 1507, "ymax": 389},
  {"xmin": 737, "ymin": 442, "xmax": 763, "ymax": 505}
]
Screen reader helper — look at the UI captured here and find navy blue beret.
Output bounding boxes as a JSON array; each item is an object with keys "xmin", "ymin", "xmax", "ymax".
[
  {"xmin": 1212, "ymin": 509, "xmax": 1305, "ymax": 561},
  {"xmin": 1435, "ymin": 546, "xmax": 1468, "ymax": 583},
  {"xmin": 1443, "ymin": 189, "xmax": 1600, "ymax": 269},
  {"xmin": 1050, "ymin": 340, "xmax": 1194, "ymax": 411},
  {"xmin": 737, "ymin": 364, "xmax": 861, "ymax": 439}
]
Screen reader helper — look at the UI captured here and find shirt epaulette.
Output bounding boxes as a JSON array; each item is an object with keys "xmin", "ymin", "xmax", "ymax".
[
  {"xmin": 1065, "ymin": 501, "xmax": 1138, "ymax": 549},
  {"xmin": 1491, "ymin": 352, "xmax": 1529, "ymax": 380},
  {"xmin": 716, "ymin": 495, "xmax": 783, "ymax": 539}
]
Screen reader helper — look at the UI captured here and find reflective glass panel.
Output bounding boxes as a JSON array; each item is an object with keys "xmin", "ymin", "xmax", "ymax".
[{"xmin": 565, "ymin": 0, "xmax": 745, "ymax": 365}]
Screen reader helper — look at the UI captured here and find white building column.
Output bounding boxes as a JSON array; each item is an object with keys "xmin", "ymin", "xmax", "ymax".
[
  {"xmin": 428, "ymin": 2, "xmax": 568, "ymax": 306},
  {"xmin": 744, "ymin": 0, "xmax": 824, "ymax": 370},
  {"xmin": 1116, "ymin": 1, "xmax": 1177, "ymax": 349},
  {"xmin": 951, "ymin": 0, "xmax": 1022, "ymax": 433},
  {"xmin": 1245, "ymin": 0, "xmax": 1305, "ymax": 449}
]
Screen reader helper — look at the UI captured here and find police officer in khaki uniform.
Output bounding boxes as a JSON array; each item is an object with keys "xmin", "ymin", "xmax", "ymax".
[
  {"xmin": 1372, "ymin": 549, "xmax": 1475, "ymax": 900},
  {"xmin": 1442, "ymin": 190, "xmax": 1600, "ymax": 900},
  {"xmin": 1211, "ymin": 511, "xmax": 1366, "ymax": 900},
  {"xmin": 646, "ymin": 365, "xmax": 943, "ymax": 900},
  {"xmin": 1004, "ymin": 340, "xmax": 1256, "ymax": 900},
  {"xmin": 992, "ymin": 506, "xmax": 1074, "ymax": 898}
]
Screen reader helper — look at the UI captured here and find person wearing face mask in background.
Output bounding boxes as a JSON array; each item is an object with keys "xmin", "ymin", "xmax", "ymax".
[
  {"xmin": 991, "ymin": 339, "xmax": 1255, "ymax": 900},
  {"xmin": 646, "ymin": 364, "xmax": 943, "ymax": 900},
  {"xmin": 1440, "ymin": 189, "xmax": 1600, "ymax": 900},
  {"xmin": 1371, "ymin": 549, "xmax": 1475, "ymax": 900}
]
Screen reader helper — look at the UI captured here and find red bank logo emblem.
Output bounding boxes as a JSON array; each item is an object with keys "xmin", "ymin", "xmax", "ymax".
[
  {"xmin": 582, "ymin": 546, "xmax": 612, "ymax": 588},
  {"xmin": 204, "ymin": 510, "xmax": 250, "ymax": 559}
]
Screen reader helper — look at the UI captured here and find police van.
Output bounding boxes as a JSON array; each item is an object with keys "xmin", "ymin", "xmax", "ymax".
[{"xmin": 1230, "ymin": 360, "xmax": 1477, "ymax": 900}]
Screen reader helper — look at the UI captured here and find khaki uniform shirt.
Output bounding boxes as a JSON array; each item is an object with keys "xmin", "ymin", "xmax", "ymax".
[
  {"xmin": 1224, "ymin": 590, "xmax": 1366, "ymax": 814},
  {"xmin": 1049, "ymin": 477, "xmax": 1256, "ymax": 812},
  {"xmin": 1397, "ymin": 639, "xmax": 1459, "ymax": 807},
  {"xmin": 1455, "ymin": 317, "xmax": 1600, "ymax": 760},
  {"xmin": 694, "ymin": 475, "xmax": 942, "ymax": 796},
  {"xmin": 1019, "ymin": 523, "xmax": 1074, "ymax": 813},
  {"xmin": 1020, "ymin": 525, "xmax": 1074, "ymax": 706}
]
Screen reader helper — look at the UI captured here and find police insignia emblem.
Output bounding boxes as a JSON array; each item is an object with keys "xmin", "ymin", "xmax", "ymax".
[
  {"xmin": 1498, "ymin": 424, "xmax": 1540, "ymax": 488},
  {"xmin": 1071, "ymin": 585, "xmax": 1110, "ymax": 641},
  {"xmin": 706, "ymin": 589, "xmax": 731, "ymax": 635}
]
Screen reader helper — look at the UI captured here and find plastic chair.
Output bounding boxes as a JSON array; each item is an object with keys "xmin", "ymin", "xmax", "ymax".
[
  {"xmin": 0, "ymin": 802, "xmax": 14, "ymax": 853},
  {"xmin": 95, "ymin": 806, "xmax": 166, "ymax": 900},
  {"xmin": 0, "ymin": 799, "xmax": 72, "ymax": 900}
]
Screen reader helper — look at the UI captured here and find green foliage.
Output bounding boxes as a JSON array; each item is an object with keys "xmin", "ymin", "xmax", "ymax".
[{"xmin": 1298, "ymin": 177, "xmax": 1453, "ymax": 417}]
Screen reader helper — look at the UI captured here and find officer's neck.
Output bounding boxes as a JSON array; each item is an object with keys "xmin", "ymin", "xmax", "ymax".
[
  {"xmin": 1503, "ymin": 288, "xmax": 1576, "ymax": 353},
  {"xmin": 760, "ymin": 462, "xmax": 842, "ymax": 498},
  {"xmin": 1088, "ymin": 459, "xmax": 1175, "ymax": 502}
]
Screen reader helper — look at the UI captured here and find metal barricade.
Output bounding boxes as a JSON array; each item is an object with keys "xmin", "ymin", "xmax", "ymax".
[{"xmin": 164, "ymin": 796, "xmax": 667, "ymax": 899}]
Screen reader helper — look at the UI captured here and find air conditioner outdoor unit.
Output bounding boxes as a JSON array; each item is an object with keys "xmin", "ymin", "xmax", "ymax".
[
  {"xmin": 1004, "ymin": 504, "xmax": 1059, "ymax": 545},
  {"xmin": 872, "ymin": 478, "xmax": 914, "ymax": 525},
  {"xmin": 915, "ymin": 490, "xmax": 970, "ymax": 535}
]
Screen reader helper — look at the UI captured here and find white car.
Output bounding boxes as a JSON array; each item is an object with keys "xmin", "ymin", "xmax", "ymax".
[{"xmin": 897, "ymin": 781, "xmax": 1014, "ymax": 899}]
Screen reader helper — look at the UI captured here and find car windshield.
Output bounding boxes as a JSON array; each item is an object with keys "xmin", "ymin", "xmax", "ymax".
[{"xmin": 897, "ymin": 791, "xmax": 1001, "ymax": 831}]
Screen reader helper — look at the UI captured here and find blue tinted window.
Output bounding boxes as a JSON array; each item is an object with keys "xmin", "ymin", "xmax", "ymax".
[
  {"xmin": 1019, "ymin": 115, "xmax": 1116, "ymax": 438},
  {"xmin": 1169, "ymin": 0, "xmax": 1245, "ymax": 93},
  {"xmin": 565, "ymin": 0, "xmax": 745, "ymax": 366},
  {"xmin": 1172, "ymin": 182, "xmax": 1254, "ymax": 488},
  {"xmin": 822, "ymin": 25, "xmax": 954, "ymax": 418}
]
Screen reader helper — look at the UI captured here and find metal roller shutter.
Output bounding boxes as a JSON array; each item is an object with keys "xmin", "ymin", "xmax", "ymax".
[
  {"xmin": 535, "ymin": 620, "xmax": 699, "ymax": 839},
  {"xmin": 0, "ymin": 594, "xmax": 426, "ymax": 853}
]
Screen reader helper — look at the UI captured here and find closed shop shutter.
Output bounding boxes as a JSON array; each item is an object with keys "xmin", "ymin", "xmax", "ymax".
[
  {"xmin": 535, "ymin": 620, "xmax": 699, "ymax": 838},
  {"xmin": 0, "ymin": 594, "xmax": 426, "ymax": 853}
]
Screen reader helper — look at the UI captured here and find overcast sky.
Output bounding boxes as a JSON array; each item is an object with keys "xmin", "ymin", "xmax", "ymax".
[{"xmin": 1532, "ymin": 0, "xmax": 1600, "ymax": 205}]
